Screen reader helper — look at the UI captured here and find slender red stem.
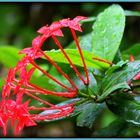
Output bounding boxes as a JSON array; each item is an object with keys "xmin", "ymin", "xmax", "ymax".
[
  {"xmin": 24, "ymin": 90, "xmax": 55, "ymax": 107},
  {"xmin": 52, "ymin": 35, "xmax": 86, "ymax": 84},
  {"xmin": 31, "ymin": 108, "xmax": 74, "ymax": 120},
  {"xmin": 70, "ymin": 28, "xmax": 89, "ymax": 85},
  {"xmin": 12, "ymin": 79, "xmax": 77, "ymax": 98},
  {"xmin": 39, "ymin": 49, "xmax": 78, "ymax": 90},
  {"xmin": 92, "ymin": 57, "xmax": 113, "ymax": 65},
  {"xmin": 27, "ymin": 82, "xmax": 77, "ymax": 98},
  {"xmin": 28, "ymin": 106, "xmax": 58, "ymax": 111},
  {"xmin": 30, "ymin": 61, "xmax": 72, "ymax": 91},
  {"xmin": 28, "ymin": 103, "xmax": 74, "ymax": 111}
]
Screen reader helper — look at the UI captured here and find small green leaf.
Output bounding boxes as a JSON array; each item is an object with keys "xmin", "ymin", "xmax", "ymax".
[
  {"xmin": 43, "ymin": 49, "xmax": 110, "ymax": 70},
  {"xmin": 107, "ymin": 93, "xmax": 140, "ymax": 125},
  {"xmin": 105, "ymin": 60, "xmax": 128, "ymax": 75},
  {"xmin": 92, "ymin": 4, "xmax": 125, "ymax": 62},
  {"xmin": 125, "ymin": 10, "xmax": 140, "ymax": 16},
  {"xmin": 0, "ymin": 46, "xmax": 22, "ymax": 68},
  {"xmin": 98, "ymin": 61, "xmax": 140, "ymax": 101},
  {"xmin": 76, "ymin": 101, "xmax": 105, "ymax": 128}
]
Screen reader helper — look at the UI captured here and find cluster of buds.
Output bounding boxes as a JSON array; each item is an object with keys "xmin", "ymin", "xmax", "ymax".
[{"xmin": 0, "ymin": 16, "xmax": 92, "ymax": 136}]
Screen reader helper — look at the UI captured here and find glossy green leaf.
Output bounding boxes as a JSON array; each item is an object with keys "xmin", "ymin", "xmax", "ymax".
[
  {"xmin": 76, "ymin": 101, "xmax": 105, "ymax": 128},
  {"xmin": 98, "ymin": 61, "xmax": 140, "ymax": 101},
  {"xmin": 107, "ymin": 93, "xmax": 140, "ymax": 125},
  {"xmin": 92, "ymin": 4, "xmax": 125, "ymax": 62},
  {"xmin": 0, "ymin": 46, "xmax": 22, "ymax": 68},
  {"xmin": 44, "ymin": 49, "xmax": 110, "ymax": 70},
  {"xmin": 67, "ymin": 33, "xmax": 93, "ymax": 52},
  {"xmin": 105, "ymin": 60, "xmax": 128, "ymax": 75}
]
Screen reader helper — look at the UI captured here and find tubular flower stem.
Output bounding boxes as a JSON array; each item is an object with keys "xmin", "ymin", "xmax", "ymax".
[
  {"xmin": 31, "ymin": 107, "xmax": 74, "ymax": 121},
  {"xmin": 39, "ymin": 49, "xmax": 78, "ymax": 90},
  {"xmin": 28, "ymin": 103, "xmax": 74, "ymax": 111},
  {"xmin": 70, "ymin": 28, "xmax": 89, "ymax": 85},
  {"xmin": 52, "ymin": 35, "xmax": 86, "ymax": 84},
  {"xmin": 27, "ymin": 82, "xmax": 77, "ymax": 98},
  {"xmin": 30, "ymin": 61, "xmax": 73, "ymax": 91},
  {"xmin": 24, "ymin": 90, "xmax": 56, "ymax": 107}
]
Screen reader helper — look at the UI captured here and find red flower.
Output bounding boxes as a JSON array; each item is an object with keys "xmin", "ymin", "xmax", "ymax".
[
  {"xmin": 0, "ymin": 91, "xmax": 36, "ymax": 136},
  {"xmin": 0, "ymin": 16, "xmax": 112, "ymax": 136}
]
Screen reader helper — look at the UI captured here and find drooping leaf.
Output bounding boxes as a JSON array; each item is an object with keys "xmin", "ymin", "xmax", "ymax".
[
  {"xmin": 75, "ymin": 101, "xmax": 105, "ymax": 128},
  {"xmin": 98, "ymin": 60, "xmax": 140, "ymax": 101},
  {"xmin": 0, "ymin": 46, "xmax": 22, "ymax": 68},
  {"xmin": 106, "ymin": 93, "xmax": 140, "ymax": 125},
  {"xmin": 43, "ymin": 49, "xmax": 110, "ymax": 70},
  {"xmin": 92, "ymin": 4, "xmax": 125, "ymax": 62}
]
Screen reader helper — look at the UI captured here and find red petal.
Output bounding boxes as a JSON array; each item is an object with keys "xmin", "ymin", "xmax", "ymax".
[
  {"xmin": 59, "ymin": 18, "xmax": 70, "ymax": 27},
  {"xmin": 129, "ymin": 55, "xmax": 134, "ymax": 62},
  {"xmin": 32, "ymin": 35, "xmax": 42, "ymax": 47},
  {"xmin": 37, "ymin": 26, "xmax": 49, "ymax": 34},
  {"xmin": 52, "ymin": 29, "xmax": 64, "ymax": 37}
]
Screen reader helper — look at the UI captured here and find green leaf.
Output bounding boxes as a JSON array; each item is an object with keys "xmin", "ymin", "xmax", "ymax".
[
  {"xmin": 106, "ymin": 93, "xmax": 140, "ymax": 125},
  {"xmin": 0, "ymin": 46, "xmax": 22, "ymax": 68},
  {"xmin": 76, "ymin": 101, "xmax": 105, "ymax": 128},
  {"xmin": 122, "ymin": 43, "xmax": 140, "ymax": 60},
  {"xmin": 92, "ymin": 4, "xmax": 125, "ymax": 62},
  {"xmin": 67, "ymin": 33, "xmax": 93, "ymax": 51},
  {"xmin": 98, "ymin": 60, "xmax": 140, "ymax": 101},
  {"xmin": 79, "ymin": 33, "xmax": 93, "ymax": 52},
  {"xmin": 105, "ymin": 60, "xmax": 128, "ymax": 75},
  {"xmin": 44, "ymin": 49, "xmax": 110, "ymax": 70},
  {"xmin": 125, "ymin": 10, "xmax": 140, "ymax": 16}
]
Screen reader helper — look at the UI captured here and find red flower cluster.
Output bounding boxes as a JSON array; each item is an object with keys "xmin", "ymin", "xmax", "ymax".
[
  {"xmin": 0, "ymin": 16, "xmax": 116, "ymax": 136},
  {"xmin": 0, "ymin": 16, "xmax": 91, "ymax": 136}
]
